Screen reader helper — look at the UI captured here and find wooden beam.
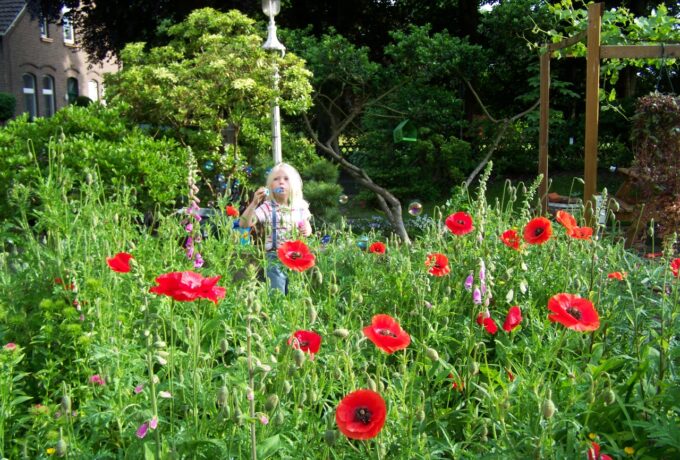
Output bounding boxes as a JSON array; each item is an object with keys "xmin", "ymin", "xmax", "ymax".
[
  {"xmin": 583, "ymin": 2, "xmax": 602, "ymax": 224},
  {"xmin": 601, "ymin": 44, "xmax": 680, "ymax": 59},
  {"xmin": 548, "ymin": 30, "xmax": 588, "ymax": 52},
  {"xmin": 538, "ymin": 51, "xmax": 550, "ymax": 214}
]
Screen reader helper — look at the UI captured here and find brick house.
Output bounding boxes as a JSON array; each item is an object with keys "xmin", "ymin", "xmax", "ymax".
[{"xmin": 0, "ymin": 0, "xmax": 118, "ymax": 120}]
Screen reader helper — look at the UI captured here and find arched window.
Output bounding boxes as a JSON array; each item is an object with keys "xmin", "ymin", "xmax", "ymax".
[
  {"xmin": 42, "ymin": 75, "xmax": 56, "ymax": 117},
  {"xmin": 22, "ymin": 73, "xmax": 37, "ymax": 120},
  {"xmin": 88, "ymin": 80, "xmax": 99, "ymax": 101},
  {"xmin": 67, "ymin": 77, "xmax": 79, "ymax": 104}
]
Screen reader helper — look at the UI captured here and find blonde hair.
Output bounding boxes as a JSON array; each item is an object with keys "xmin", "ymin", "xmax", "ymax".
[{"xmin": 266, "ymin": 163, "xmax": 309, "ymax": 210}]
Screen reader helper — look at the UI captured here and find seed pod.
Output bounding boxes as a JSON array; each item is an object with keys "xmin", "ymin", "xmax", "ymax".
[
  {"xmin": 425, "ymin": 348, "xmax": 439, "ymax": 361},
  {"xmin": 333, "ymin": 328, "xmax": 349, "ymax": 339},
  {"xmin": 265, "ymin": 394, "xmax": 279, "ymax": 412},
  {"xmin": 308, "ymin": 304, "xmax": 317, "ymax": 324},
  {"xmin": 542, "ymin": 398, "xmax": 556, "ymax": 419},
  {"xmin": 293, "ymin": 349, "xmax": 306, "ymax": 368},
  {"xmin": 55, "ymin": 439, "xmax": 67, "ymax": 457},
  {"xmin": 324, "ymin": 429, "xmax": 338, "ymax": 446},
  {"xmin": 60, "ymin": 395, "xmax": 71, "ymax": 414},
  {"xmin": 603, "ymin": 389, "xmax": 616, "ymax": 406},
  {"xmin": 217, "ymin": 386, "xmax": 228, "ymax": 407}
]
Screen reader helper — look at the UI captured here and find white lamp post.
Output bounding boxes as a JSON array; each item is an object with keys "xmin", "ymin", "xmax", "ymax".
[{"xmin": 262, "ymin": 0, "xmax": 285, "ymax": 165}]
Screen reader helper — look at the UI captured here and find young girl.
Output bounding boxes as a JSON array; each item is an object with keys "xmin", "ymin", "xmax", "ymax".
[{"xmin": 239, "ymin": 163, "xmax": 312, "ymax": 294}]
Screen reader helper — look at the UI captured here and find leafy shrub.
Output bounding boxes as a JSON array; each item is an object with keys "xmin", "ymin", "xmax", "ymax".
[
  {"xmin": 300, "ymin": 157, "xmax": 342, "ymax": 226},
  {"xmin": 0, "ymin": 92, "xmax": 15, "ymax": 122},
  {"xmin": 0, "ymin": 105, "xmax": 187, "ymax": 221}
]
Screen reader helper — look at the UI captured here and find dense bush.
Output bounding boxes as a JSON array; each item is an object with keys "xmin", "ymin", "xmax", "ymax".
[
  {"xmin": 0, "ymin": 105, "xmax": 187, "ymax": 221},
  {"xmin": 0, "ymin": 92, "xmax": 15, "ymax": 122},
  {"xmin": 300, "ymin": 157, "xmax": 342, "ymax": 226}
]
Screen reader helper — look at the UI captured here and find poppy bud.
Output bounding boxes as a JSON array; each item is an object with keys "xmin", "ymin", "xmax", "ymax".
[
  {"xmin": 274, "ymin": 412, "xmax": 285, "ymax": 425},
  {"xmin": 156, "ymin": 350, "xmax": 169, "ymax": 359},
  {"xmin": 220, "ymin": 339, "xmax": 229, "ymax": 354},
  {"xmin": 60, "ymin": 395, "xmax": 71, "ymax": 414},
  {"xmin": 184, "ymin": 326, "xmax": 192, "ymax": 339},
  {"xmin": 356, "ymin": 293, "xmax": 364, "ymax": 304},
  {"xmin": 542, "ymin": 398, "xmax": 556, "ymax": 419},
  {"xmin": 265, "ymin": 394, "xmax": 279, "ymax": 411},
  {"xmin": 308, "ymin": 389, "xmax": 318, "ymax": 403},
  {"xmin": 603, "ymin": 389, "xmax": 616, "ymax": 406},
  {"xmin": 298, "ymin": 391, "xmax": 307, "ymax": 405},
  {"xmin": 468, "ymin": 361, "xmax": 479, "ymax": 376},
  {"xmin": 425, "ymin": 348, "xmax": 439, "ymax": 361},
  {"xmin": 445, "ymin": 286, "xmax": 452, "ymax": 295},
  {"xmin": 333, "ymin": 328, "xmax": 349, "ymax": 338},
  {"xmin": 329, "ymin": 283, "xmax": 339, "ymax": 295},
  {"xmin": 154, "ymin": 340, "xmax": 167, "ymax": 349},
  {"xmin": 314, "ymin": 268, "xmax": 323, "ymax": 285},
  {"xmin": 56, "ymin": 438, "xmax": 67, "ymax": 457},
  {"xmin": 293, "ymin": 349, "xmax": 306, "ymax": 368},
  {"xmin": 324, "ymin": 429, "xmax": 338, "ymax": 446},
  {"xmin": 416, "ymin": 408, "xmax": 426, "ymax": 422},
  {"xmin": 367, "ymin": 377, "xmax": 378, "ymax": 392},
  {"xmin": 333, "ymin": 368, "xmax": 342, "ymax": 380},
  {"xmin": 283, "ymin": 381, "xmax": 292, "ymax": 394},
  {"xmin": 525, "ymin": 354, "xmax": 532, "ymax": 367},
  {"xmin": 308, "ymin": 304, "xmax": 317, "ymax": 324},
  {"xmin": 217, "ymin": 386, "xmax": 228, "ymax": 407},
  {"xmin": 233, "ymin": 405, "xmax": 243, "ymax": 425}
]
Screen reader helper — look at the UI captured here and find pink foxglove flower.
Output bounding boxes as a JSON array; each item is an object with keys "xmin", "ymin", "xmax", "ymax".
[{"xmin": 136, "ymin": 422, "xmax": 149, "ymax": 439}]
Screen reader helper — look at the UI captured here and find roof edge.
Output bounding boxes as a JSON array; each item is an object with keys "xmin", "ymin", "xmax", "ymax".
[{"xmin": 1, "ymin": 4, "xmax": 27, "ymax": 37}]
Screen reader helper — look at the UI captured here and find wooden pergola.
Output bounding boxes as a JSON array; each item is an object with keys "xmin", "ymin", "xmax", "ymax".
[{"xmin": 538, "ymin": 2, "xmax": 680, "ymax": 220}]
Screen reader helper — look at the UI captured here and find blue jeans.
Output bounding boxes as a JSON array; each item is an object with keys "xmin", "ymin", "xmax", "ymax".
[{"xmin": 266, "ymin": 252, "xmax": 288, "ymax": 295}]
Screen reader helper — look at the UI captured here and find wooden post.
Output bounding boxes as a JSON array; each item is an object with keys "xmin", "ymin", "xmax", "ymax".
[
  {"xmin": 538, "ymin": 50, "xmax": 550, "ymax": 214},
  {"xmin": 584, "ymin": 2, "xmax": 602, "ymax": 224}
]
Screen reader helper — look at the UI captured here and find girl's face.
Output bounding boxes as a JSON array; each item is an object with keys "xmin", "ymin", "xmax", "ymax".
[{"xmin": 270, "ymin": 170, "xmax": 290, "ymax": 201}]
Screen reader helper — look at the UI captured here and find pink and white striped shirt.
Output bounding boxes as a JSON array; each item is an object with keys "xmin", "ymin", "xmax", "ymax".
[{"xmin": 254, "ymin": 201, "xmax": 311, "ymax": 251}]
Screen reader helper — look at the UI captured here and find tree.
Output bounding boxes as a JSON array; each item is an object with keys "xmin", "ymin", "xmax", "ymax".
[{"xmin": 104, "ymin": 8, "xmax": 313, "ymax": 174}]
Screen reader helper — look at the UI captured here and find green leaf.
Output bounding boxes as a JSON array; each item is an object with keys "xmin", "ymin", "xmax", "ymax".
[{"xmin": 256, "ymin": 434, "xmax": 282, "ymax": 459}]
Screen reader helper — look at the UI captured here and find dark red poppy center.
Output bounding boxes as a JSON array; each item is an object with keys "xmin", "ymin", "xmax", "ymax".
[
  {"xmin": 288, "ymin": 251, "xmax": 302, "ymax": 260},
  {"xmin": 566, "ymin": 306, "xmax": 582, "ymax": 319},
  {"xmin": 534, "ymin": 227, "xmax": 544, "ymax": 236},
  {"xmin": 354, "ymin": 407, "xmax": 372, "ymax": 424},
  {"xmin": 456, "ymin": 220, "xmax": 466, "ymax": 226},
  {"xmin": 298, "ymin": 340, "xmax": 309, "ymax": 347},
  {"xmin": 376, "ymin": 328, "xmax": 398, "ymax": 338}
]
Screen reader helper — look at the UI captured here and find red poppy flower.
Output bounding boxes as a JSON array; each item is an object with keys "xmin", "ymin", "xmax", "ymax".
[
  {"xmin": 277, "ymin": 240, "xmax": 315, "ymax": 272},
  {"xmin": 106, "ymin": 252, "xmax": 133, "ymax": 273},
  {"xmin": 607, "ymin": 271, "xmax": 626, "ymax": 281},
  {"xmin": 447, "ymin": 373, "xmax": 465, "ymax": 391},
  {"xmin": 670, "ymin": 258, "xmax": 680, "ymax": 277},
  {"xmin": 503, "ymin": 306, "xmax": 522, "ymax": 332},
  {"xmin": 445, "ymin": 211, "xmax": 474, "ymax": 236},
  {"xmin": 555, "ymin": 210, "xmax": 577, "ymax": 230},
  {"xmin": 149, "ymin": 271, "xmax": 226, "ymax": 304},
  {"xmin": 54, "ymin": 277, "xmax": 75, "ymax": 291},
  {"xmin": 476, "ymin": 312, "xmax": 498, "ymax": 335},
  {"xmin": 587, "ymin": 442, "xmax": 613, "ymax": 460},
  {"xmin": 568, "ymin": 226, "xmax": 593, "ymax": 240},
  {"xmin": 225, "ymin": 205, "xmax": 239, "ymax": 217},
  {"xmin": 500, "ymin": 229, "xmax": 521, "ymax": 250},
  {"xmin": 425, "ymin": 253, "xmax": 450, "ymax": 277},
  {"xmin": 288, "ymin": 330, "xmax": 322, "ymax": 357},
  {"xmin": 335, "ymin": 389, "xmax": 387, "ymax": 440},
  {"xmin": 547, "ymin": 293, "xmax": 600, "ymax": 332},
  {"xmin": 523, "ymin": 217, "xmax": 552, "ymax": 245},
  {"xmin": 363, "ymin": 314, "xmax": 410, "ymax": 354},
  {"xmin": 368, "ymin": 242, "xmax": 386, "ymax": 254}
]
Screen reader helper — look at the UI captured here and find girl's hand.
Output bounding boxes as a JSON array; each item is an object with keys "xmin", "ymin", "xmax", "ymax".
[
  {"xmin": 298, "ymin": 221, "xmax": 312, "ymax": 237},
  {"xmin": 252, "ymin": 187, "xmax": 269, "ymax": 206}
]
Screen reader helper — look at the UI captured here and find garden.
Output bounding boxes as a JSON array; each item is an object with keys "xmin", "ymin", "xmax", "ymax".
[{"xmin": 1, "ymin": 1, "xmax": 680, "ymax": 459}]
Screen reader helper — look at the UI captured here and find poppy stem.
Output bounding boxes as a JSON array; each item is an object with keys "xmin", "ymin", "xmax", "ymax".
[{"xmin": 246, "ymin": 312, "xmax": 257, "ymax": 460}]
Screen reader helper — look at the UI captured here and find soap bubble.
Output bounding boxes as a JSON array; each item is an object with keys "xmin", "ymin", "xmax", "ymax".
[
  {"xmin": 202, "ymin": 160, "xmax": 215, "ymax": 172},
  {"xmin": 338, "ymin": 194, "xmax": 349, "ymax": 204},
  {"xmin": 216, "ymin": 173, "xmax": 226, "ymax": 183},
  {"xmin": 357, "ymin": 236, "xmax": 369, "ymax": 251},
  {"xmin": 408, "ymin": 201, "xmax": 423, "ymax": 217}
]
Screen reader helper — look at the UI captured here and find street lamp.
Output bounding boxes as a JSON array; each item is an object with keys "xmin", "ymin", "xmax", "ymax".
[{"xmin": 262, "ymin": 0, "xmax": 285, "ymax": 165}]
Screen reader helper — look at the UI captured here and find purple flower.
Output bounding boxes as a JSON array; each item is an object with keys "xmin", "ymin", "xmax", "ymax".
[
  {"xmin": 193, "ymin": 253, "xmax": 204, "ymax": 269},
  {"xmin": 159, "ymin": 391, "xmax": 172, "ymax": 399},
  {"xmin": 4, "ymin": 342, "xmax": 17, "ymax": 351},
  {"xmin": 90, "ymin": 374, "xmax": 106, "ymax": 386},
  {"xmin": 136, "ymin": 422, "xmax": 149, "ymax": 439},
  {"xmin": 473, "ymin": 288, "xmax": 482, "ymax": 305},
  {"xmin": 185, "ymin": 223, "xmax": 193, "ymax": 233},
  {"xmin": 480, "ymin": 283, "xmax": 487, "ymax": 297},
  {"xmin": 479, "ymin": 260, "xmax": 486, "ymax": 282},
  {"xmin": 149, "ymin": 416, "xmax": 158, "ymax": 429},
  {"xmin": 259, "ymin": 415, "xmax": 269, "ymax": 425},
  {"xmin": 464, "ymin": 273, "xmax": 474, "ymax": 291},
  {"xmin": 134, "ymin": 384, "xmax": 144, "ymax": 395}
]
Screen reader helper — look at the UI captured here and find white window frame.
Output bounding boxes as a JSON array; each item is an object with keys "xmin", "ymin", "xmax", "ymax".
[
  {"xmin": 42, "ymin": 75, "xmax": 56, "ymax": 117},
  {"xmin": 22, "ymin": 73, "xmax": 38, "ymax": 120},
  {"xmin": 88, "ymin": 80, "xmax": 99, "ymax": 101},
  {"xmin": 39, "ymin": 16, "xmax": 50, "ymax": 39},
  {"xmin": 62, "ymin": 8, "xmax": 74, "ymax": 44}
]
